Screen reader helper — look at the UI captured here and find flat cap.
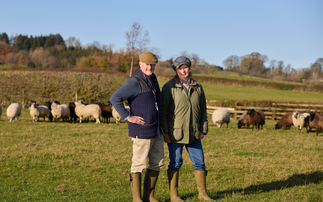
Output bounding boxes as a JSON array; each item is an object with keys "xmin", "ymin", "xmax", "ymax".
[{"xmin": 139, "ymin": 52, "xmax": 158, "ymax": 64}]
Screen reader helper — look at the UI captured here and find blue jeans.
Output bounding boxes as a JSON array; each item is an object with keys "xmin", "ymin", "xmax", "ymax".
[{"xmin": 167, "ymin": 140, "xmax": 205, "ymax": 170}]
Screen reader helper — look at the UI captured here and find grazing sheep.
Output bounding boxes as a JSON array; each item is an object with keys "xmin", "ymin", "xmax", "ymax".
[
  {"xmin": 29, "ymin": 103, "xmax": 51, "ymax": 122},
  {"xmin": 51, "ymin": 102, "xmax": 70, "ymax": 122},
  {"xmin": 0, "ymin": 104, "xmax": 2, "ymax": 120},
  {"xmin": 98, "ymin": 102, "xmax": 113, "ymax": 123},
  {"xmin": 246, "ymin": 109, "xmax": 265, "ymax": 130},
  {"xmin": 212, "ymin": 108, "xmax": 230, "ymax": 128},
  {"xmin": 307, "ymin": 113, "xmax": 323, "ymax": 136},
  {"xmin": 6, "ymin": 103, "xmax": 22, "ymax": 123},
  {"xmin": 69, "ymin": 102, "xmax": 78, "ymax": 123},
  {"xmin": 44, "ymin": 101, "xmax": 60, "ymax": 122},
  {"xmin": 275, "ymin": 112, "xmax": 294, "ymax": 130},
  {"xmin": 112, "ymin": 105, "xmax": 130, "ymax": 125},
  {"xmin": 237, "ymin": 112, "xmax": 250, "ymax": 129},
  {"xmin": 292, "ymin": 112, "xmax": 310, "ymax": 133},
  {"xmin": 74, "ymin": 101, "xmax": 101, "ymax": 124}
]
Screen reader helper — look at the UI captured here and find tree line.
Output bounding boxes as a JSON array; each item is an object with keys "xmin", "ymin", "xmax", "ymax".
[
  {"xmin": 0, "ymin": 32, "xmax": 136, "ymax": 72},
  {"xmin": 1, "ymin": 31, "xmax": 322, "ymax": 84},
  {"xmin": 222, "ymin": 52, "xmax": 323, "ymax": 84}
]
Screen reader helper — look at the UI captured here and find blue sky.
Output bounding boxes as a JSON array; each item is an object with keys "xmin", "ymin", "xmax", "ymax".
[{"xmin": 1, "ymin": 0, "xmax": 322, "ymax": 69}]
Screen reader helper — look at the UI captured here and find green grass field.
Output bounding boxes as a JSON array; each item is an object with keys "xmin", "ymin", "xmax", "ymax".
[
  {"xmin": 158, "ymin": 80, "xmax": 323, "ymax": 103},
  {"xmin": 0, "ymin": 109, "xmax": 322, "ymax": 201},
  {"xmin": 197, "ymin": 71, "xmax": 303, "ymax": 85}
]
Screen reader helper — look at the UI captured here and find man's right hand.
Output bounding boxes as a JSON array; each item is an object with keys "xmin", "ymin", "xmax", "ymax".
[{"xmin": 127, "ymin": 116, "xmax": 145, "ymax": 125}]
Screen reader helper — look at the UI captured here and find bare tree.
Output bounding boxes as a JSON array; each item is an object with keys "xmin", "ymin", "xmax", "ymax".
[
  {"xmin": 147, "ymin": 47, "xmax": 161, "ymax": 60},
  {"xmin": 65, "ymin": 37, "xmax": 76, "ymax": 47},
  {"xmin": 65, "ymin": 37, "xmax": 82, "ymax": 48},
  {"xmin": 125, "ymin": 21, "xmax": 150, "ymax": 77},
  {"xmin": 284, "ymin": 64, "xmax": 292, "ymax": 75},
  {"xmin": 223, "ymin": 55, "xmax": 240, "ymax": 70}
]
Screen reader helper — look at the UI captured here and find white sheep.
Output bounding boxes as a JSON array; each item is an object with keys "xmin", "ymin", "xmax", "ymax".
[
  {"xmin": 6, "ymin": 103, "xmax": 22, "ymax": 123},
  {"xmin": 51, "ymin": 102, "xmax": 70, "ymax": 122},
  {"xmin": 74, "ymin": 101, "xmax": 101, "ymax": 124},
  {"xmin": 212, "ymin": 108, "xmax": 230, "ymax": 128},
  {"xmin": 29, "ymin": 103, "xmax": 51, "ymax": 122},
  {"xmin": 292, "ymin": 112, "xmax": 310, "ymax": 133},
  {"xmin": 0, "ymin": 104, "xmax": 2, "ymax": 120},
  {"xmin": 112, "ymin": 105, "xmax": 130, "ymax": 125}
]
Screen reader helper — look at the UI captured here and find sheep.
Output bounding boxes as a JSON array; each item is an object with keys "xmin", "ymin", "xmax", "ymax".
[
  {"xmin": 6, "ymin": 103, "xmax": 22, "ymax": 123},
  {"xmin": 29, "ymin": 103, "xmax": 51, "ymax": 122},
  {"xmin": 237, "ymin": 112, "xmax": 250, "ymax": 129},
  {"xmin": 98, "ymin": 102, "xmax": 113, "ymax": 123},
  {"xmin": 51, "ymin": 102, "xmax": 70, "ymax": 122},
  {"xmin": 292, "ymin": 112, "xmax": 310, "ymax": 133},
  {"xmin": 44, "ymin": 101, "xmax": 60, "ymax": 122},
  {"xmin": 212, "ymin": 108, "xmax": 230, "ymax": 128},
  {"xmin": 275, "ymin": 112, "xmax": 294, "ymax": 130},
  {"xmin": 0, "ymin": 104, "xmax": 2, "ymax": 120},
  {"xmin": 307, "ymin": 113, "xmax": 323, "ymax": 136},
  {"xmin": 112, "ymin": 105, "xmax": 130, "ymax": 125},
  {"xmin": 246, "ymin": 109, "xmax": 265, "ymax": 130},
  {"xmin": 74, "ymin": 101, "xmax": 101, "ymax": 124}
]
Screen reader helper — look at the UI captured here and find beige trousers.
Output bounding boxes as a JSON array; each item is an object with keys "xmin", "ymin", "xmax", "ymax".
[{"xmin": 131, "ymin": 134, "xmax": 164, "ymax": 173}]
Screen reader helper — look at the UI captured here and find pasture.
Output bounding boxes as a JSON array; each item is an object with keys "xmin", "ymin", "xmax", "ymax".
[
  {"xmin": 197, "ymin": 71, "xmax": 302, "ymax": 85},
  {"xmin": 0, "ymin": 109, "xmax": 322, "ymax": 201},
  {"xmin": 158, "ymin": 79, "xmax": 323, "ymax": 103}
]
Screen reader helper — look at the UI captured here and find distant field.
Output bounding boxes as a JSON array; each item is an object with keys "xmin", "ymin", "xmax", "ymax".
[
  {"xmin": 158, "ymin": 80, "xmax": 323, "ymax": 103},
  {"xmin": 197, "ymin": 71, "xmax": 302, "ymax": 85},
  {"xmin": 0, "ymin": 109, "xmax": 322, "ymax": 201}
]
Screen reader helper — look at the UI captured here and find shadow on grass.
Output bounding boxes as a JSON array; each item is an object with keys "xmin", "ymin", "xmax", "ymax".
[{"xmin": 212, "ymin": 171, "xmax": 323, "ymax": 200}]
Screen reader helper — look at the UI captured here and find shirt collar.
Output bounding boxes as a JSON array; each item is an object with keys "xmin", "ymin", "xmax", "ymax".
[{"xmin": 179, "ymin": 78, "xmax": 190, "ymax": 85}]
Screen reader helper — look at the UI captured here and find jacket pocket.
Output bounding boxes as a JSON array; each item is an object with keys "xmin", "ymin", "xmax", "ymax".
[
  {"xmin": 194, "ymin": 123, "xmax": 200, "ymax": 140},
  {"xmin": 173, "ymin": 126, "xmax": 183, "ymax": 141}
]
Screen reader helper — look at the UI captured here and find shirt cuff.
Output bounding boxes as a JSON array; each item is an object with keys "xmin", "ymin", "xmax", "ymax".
[{"xmin": 125, "ymin": 115, "xmax": 131, "ymax": 120}]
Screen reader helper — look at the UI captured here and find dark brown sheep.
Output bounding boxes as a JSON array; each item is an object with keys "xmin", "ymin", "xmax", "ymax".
[
  {"xmin": 275, "ymin": 112, "xmax": 294, "ymax": 130},
  {"xmin": 246, "ymin": 109, "xmax": 265, "ymax": 130},
  {"xmin": 307, "ymin": 113, "xmax": 323, "ymax": 136},
  {"xmin": 98, "ymin": 102, "xmax": 113, "ymax": 123}
]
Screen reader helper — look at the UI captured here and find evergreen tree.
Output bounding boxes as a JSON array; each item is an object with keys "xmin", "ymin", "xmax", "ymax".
[
  {"xmin": 0, "ymin": 32, "xmax": 9, "ymax": 43},
  {"xmin": 22, "ymin": 36, "xmax": 30, "ymax": 51}
]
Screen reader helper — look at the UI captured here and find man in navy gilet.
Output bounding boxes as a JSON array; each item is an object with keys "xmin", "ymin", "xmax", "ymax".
[{"xmin": 110, "ymin": 52, "xmax": 164, "ymax": 202}]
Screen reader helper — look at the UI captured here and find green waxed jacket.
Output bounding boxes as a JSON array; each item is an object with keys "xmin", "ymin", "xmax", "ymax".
[{"xmin": 160, "ymin": 75, "xmax": 208, "ymax": 144}]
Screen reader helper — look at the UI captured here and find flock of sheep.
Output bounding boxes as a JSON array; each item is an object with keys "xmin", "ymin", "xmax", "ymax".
[
  {"xmin": 1, "ymin": 103, "xmax": 322, "ymax": 136},
  {"xmin": 212, "ymin": 108, "xmax": 323, "ymax": 136},
  {"xmin": 1, "ymin": 101, "xmax": 126, "ymax": 125}
]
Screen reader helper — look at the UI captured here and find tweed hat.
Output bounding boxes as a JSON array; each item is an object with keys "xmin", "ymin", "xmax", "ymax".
[
  {"xmin": 139, "ymin": 52, "xmax": 158, "ymax": 64},
  {"xmin": 172, "ymin": 56, "xmax": 191, "ymax": 71}
]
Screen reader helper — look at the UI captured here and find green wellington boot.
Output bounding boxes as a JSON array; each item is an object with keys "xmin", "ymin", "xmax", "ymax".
[
  {"xmin": 167, "ymin": 170, "xmax": 184, "ymax": 202},
  {"xmin": 194, "ymin": 170, "xmax": 214, "ymax": 201},
  {"xmin": 130, "ymin": 172, "xmax": 143, "ymax": 202}
]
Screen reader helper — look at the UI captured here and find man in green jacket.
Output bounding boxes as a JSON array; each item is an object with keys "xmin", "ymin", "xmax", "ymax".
[{"xmin": 160, "ymin": 56, "xmax": 214, "ymax": 201}]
